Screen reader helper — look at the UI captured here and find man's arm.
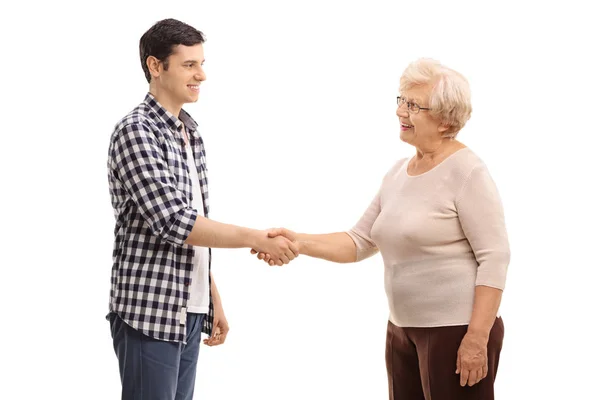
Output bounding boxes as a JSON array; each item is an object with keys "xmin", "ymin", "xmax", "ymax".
[
  {"xmin": 204, "ymin": 272, "xmax": 229, "ymax": 346},
  {"xmin": 110, "ymin": 123, "xmax": 298, "ymax": 261},
  {"xmin": 184, "ymin": 216, "xmax": 298, "ymax": 262}
]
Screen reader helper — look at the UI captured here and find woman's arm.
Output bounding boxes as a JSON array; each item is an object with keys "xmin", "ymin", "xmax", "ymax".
[
  {"xmin": 259, "ymin": 230, "xmax": 359, "ymax": 263},
  {"xmin": 454, "ymin": 163, "xmax": 510, "ymax": 387},
  {"xmin": 467, "ymin": 286, "xmax": 503, "ymax": 338},
  {"xmin": 252, "ymin": 169, "xmax": 392, "ymax": 265},
  {"xmin": 253, "ymin": 182, "xmax": 384, "ymax": 265}
]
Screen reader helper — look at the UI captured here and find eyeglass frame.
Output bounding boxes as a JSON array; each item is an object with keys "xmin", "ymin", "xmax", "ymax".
[{"xmin": 396, "ymin": 96, "xmax": 431, "ymax": 114}]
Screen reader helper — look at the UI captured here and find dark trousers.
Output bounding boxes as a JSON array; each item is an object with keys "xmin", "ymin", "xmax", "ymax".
[
  {"xmin": 386, "ymin": 317, "xmax": 504, "ymax": 400},
  {"xmin": 109, "ymin": 312, "xmax": 206, "ymax": 400}
]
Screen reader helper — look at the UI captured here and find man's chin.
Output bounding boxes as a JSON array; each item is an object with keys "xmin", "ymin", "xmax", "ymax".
[{"xmin": 186, "ymin": 94, "xmax": 200, "ymax": 103}]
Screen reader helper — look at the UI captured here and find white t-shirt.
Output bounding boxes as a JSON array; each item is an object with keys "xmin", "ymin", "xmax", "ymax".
[{"xmin": 185, "ymin": 141, "xmax": 210, "ymax": 314}]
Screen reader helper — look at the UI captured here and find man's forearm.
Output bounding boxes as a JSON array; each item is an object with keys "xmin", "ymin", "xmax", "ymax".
[
  {"xmin": 297, "ymin": 232, "xmax": 357, "ymax": 263},
  {"xmin": 184, "ymin": 215, "xmax": 261, "ymax": 249},
  {"xmin": 467, "ymin": 285, "xmax": 503, "ymax": 339},
  {"xmin": 210, "ymin": 272, "xmax": 222, "ymax": 307}
]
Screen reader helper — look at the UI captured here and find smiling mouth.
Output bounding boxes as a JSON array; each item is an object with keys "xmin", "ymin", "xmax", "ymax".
[
  {"xmin": 401, "ymin": 123, "xmax": 413, "ymax": 128},
  {"xmin": 188, "ymin": 85, "xmax": 200, "ymax": 90}
]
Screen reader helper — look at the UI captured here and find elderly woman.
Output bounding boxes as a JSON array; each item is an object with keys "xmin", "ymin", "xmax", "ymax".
[{"xmin": 253, "ymin": 58, "xmax": 510, "ymax": 399}]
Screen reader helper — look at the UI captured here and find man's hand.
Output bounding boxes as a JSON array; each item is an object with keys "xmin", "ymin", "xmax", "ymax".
[
  {"xmin": 251, "ymin": 228, "xmax": 298, "ymax": 266},
  {"xmin": 456, "ymin": 331, "xmax": 489, "ymax": 387},
  {"xmin": 251, "ymin": 229, "xmax": 299, "ymax": 266},
  {"xmin": 204, "ymin": 302, "xmax": 229, "ymax": 347}
]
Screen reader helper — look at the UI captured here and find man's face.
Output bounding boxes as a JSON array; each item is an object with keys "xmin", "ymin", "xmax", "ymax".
[{"xmin": 156, "ymin": 44, "xmax": 206, "ymax": 105}]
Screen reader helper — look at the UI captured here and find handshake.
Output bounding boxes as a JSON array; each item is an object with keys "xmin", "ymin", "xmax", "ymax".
[{"xmin": 250, "ymin": 227, "xmax": 300, "ymax": 266}]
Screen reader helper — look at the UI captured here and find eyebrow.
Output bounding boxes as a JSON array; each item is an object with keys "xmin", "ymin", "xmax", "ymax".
[
  {"xmin": 182, "ymin": 59, "xmax": 205, "ymax": 64},
  {"xmin": 404, "ymin": 96, "xmax": 425, "ymax": 104}
]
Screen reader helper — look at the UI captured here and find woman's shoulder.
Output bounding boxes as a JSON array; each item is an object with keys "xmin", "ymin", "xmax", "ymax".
[
  {"xmin": 448, "ymin": 147, "xmax": 491, "ymax": 181},
  {"xmin": 383, "ymin": 157, "xmax": 410, "ymax": 178}
]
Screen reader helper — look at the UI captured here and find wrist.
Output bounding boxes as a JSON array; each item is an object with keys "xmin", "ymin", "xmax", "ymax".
[
  {"xmin": 466, "ymin": 326, "xmax": 490, "ymax": 341},
  {"xmin": 246, "ymin": 229, "xmax": 265, "ymax": 249},
  {"xmin": 297, "ymin": 239, "xmax": 307, "ymax": 255}
]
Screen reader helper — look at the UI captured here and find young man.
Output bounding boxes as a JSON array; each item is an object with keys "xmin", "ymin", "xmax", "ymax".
[{"xmin": 106, "ymin": 18, "xmax": 299, "ymax": 400}]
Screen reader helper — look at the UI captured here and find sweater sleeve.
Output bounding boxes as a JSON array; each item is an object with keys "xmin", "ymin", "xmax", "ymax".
[
  {"xmin": 346, "ymin": 188, "xmax": 382, "ymax": 262},
  {"xmin": 456, "ymin": 164, "xmax": 511, "ymax": 289}
]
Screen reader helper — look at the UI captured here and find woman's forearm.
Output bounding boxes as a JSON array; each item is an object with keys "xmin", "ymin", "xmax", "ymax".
[
  {"xmin": 296, "ymin": 232, "xmax": 357, "ymax": 263},
  {"xmin": 467, "ymin": 285, "xmax": 503, "ymax": 339}
]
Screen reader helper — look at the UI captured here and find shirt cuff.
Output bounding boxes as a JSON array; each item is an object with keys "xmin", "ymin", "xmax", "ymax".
[{"xmin": 164, "ymin": 207, "xmax": 199, "ymax": 246}]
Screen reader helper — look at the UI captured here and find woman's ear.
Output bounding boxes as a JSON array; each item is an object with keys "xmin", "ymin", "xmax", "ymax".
[{"xmin": 438, "ymin": 123, "xmax": 451, "ymax": 135}]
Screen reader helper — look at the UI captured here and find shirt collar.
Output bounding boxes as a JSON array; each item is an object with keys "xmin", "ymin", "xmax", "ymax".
[{"xmin": 143, "ymin": 92, "xmax": 200, "ymax": 139}]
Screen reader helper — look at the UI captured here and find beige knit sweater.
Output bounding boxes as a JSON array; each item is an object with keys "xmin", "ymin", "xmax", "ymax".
[{"xmin": 347, "ymin": 148, "xmax": 510, "ymax": 327}]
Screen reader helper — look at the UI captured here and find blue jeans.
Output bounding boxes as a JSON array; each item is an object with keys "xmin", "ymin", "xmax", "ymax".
[{"xmin": 109, "ymin": 312, "xmax": 206, "ymax": 400}]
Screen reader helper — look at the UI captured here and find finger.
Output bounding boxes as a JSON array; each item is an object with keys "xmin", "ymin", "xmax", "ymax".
[
  {"xmin": 276, "ymin": 259, "xmax": 284, "ymax": 266},
  {"xmin": 207, "ymin": 329, "xmax": 223, "ymax": 346},
  {"xmin": 467, "ymin": 369, "xmax": 478, "ymax": 387},
  {"xmin": 290, "ymin": 242, "xmax": 300, "ymax": 257},
  {"xmin": 475, "ymin": 368, "xmax": 484, "ymax": 385},
  {"xmin": 257, "ymin": 253, "xmax": 265, "ymax": 260},
  {"xmin": 267, "ymin": 228, "xmax": 283, "ymax": 238},
  {"xmin": 204, "ymin": 337, "xmax": 215, "ymax": 346},
  {"xmin": 250, "ymin": 249, "xmax": 257, "ymax": 254},
  {"xmin": 280, "ymin": 228, "xmax": 296, "ymax": 242},
  {"xmin": 456, "ymin": 354, "xmax": 461, "ymax": 374},
  {"xmin": 265, "ymin": 254, "xmax": 271, "ymax": 262},
  {"xmin": 460, "ymin": 366, "xmax": 469, "ymax": 387},
  {"xmin": 482, "ymin": 363, "xmax": 488, "ymax": 380},
  {"xmin": 284, "ymin": 250, "xmax": 296, "ymax": 261},
  {"xmin": 280, "ymin": 254, "xmax": 291, "ymax": 264}
]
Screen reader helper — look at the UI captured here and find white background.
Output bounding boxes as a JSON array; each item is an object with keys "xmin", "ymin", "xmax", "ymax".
[{"xmin": 2, "ymin": 0, "xmax": 599, "ymax": 398}]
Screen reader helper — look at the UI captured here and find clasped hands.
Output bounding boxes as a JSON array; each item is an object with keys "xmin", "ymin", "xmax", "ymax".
[{"xmin": 251, "ymin": 228, "xmax": 298, "ymax": 266}]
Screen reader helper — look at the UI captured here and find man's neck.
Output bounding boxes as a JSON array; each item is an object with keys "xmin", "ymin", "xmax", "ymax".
[{"xmin": 181, "ymin": 125, "xmax": 190, "ymax": 146}]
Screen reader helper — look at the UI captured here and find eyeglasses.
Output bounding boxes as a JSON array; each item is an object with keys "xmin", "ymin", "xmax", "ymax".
[{"xmin": 397, "ymin": 96, "xmax": 430, "ymax": 114}]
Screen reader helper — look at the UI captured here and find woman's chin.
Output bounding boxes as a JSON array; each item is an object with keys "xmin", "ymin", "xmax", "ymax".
[{"xmin": 399, "ymin": 131, "xmax": 413, "ymax": 144}]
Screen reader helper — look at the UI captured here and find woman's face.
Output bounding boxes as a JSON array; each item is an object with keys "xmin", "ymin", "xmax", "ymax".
[{"xmin": 396, "ymin": 85, "xmax": 446, "ymax": 147}]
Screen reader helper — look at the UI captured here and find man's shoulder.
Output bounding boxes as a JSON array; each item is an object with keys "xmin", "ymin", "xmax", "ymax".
[
  {"xmin": 113, "ymin": 101, "xmax": 155, "ymax": 132},
  {"xmin": 110, "ymin": 101, "xmax": 169, "ymax": 145}
]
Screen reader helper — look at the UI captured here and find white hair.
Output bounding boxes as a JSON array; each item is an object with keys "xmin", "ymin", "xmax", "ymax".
[{"xmin": 399, "ymin": 58, "xmax": 472, "ymax": 137}]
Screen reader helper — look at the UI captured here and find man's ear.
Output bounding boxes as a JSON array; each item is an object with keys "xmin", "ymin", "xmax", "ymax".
[{"xmin": 146, "ymin": 56, "xmax": 162, "ymax": 80}]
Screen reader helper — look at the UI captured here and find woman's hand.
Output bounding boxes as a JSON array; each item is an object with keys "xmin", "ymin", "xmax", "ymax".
[
  {"xmin": 456, "ymin": 331, "xmax": 489, "ymax": 387},
  {"xmin": 251, "ymin": 228, "xmax": 297, "ymax": 266}
]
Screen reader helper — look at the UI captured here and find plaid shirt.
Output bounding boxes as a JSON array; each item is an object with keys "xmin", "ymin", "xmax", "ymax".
[{"xmin": 106, "ymin": 92, "xmax": 214, "ymax": 343}]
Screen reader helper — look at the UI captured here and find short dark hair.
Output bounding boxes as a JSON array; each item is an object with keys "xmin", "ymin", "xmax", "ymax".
[{"xmin": 139, "ymin": 18, "xmax": 206, "ymax": 83}]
